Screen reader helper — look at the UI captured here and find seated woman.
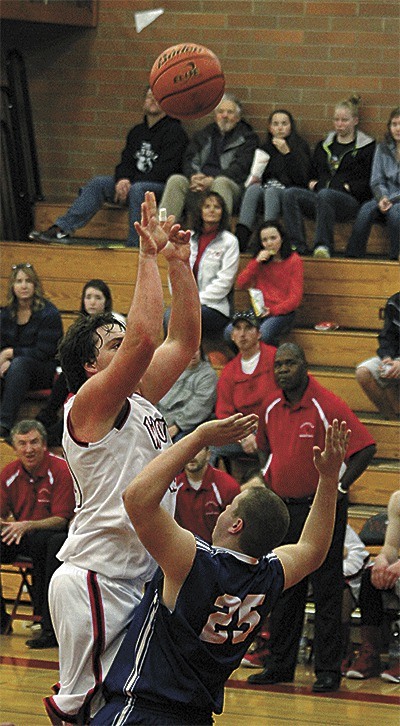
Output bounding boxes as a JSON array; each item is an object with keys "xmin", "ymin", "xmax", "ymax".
[
  {"xmin": 225, "ymin": 220, "xmax": 303, "ymax": 346},
  {"xmin": 163, "ymin": 191, "xmax": 239, "ymax": 342},
  {"xmin": 36, "ymin": 278, "xmax": 126, "ymax": 445},
  {"xmin": 235, "ymin": 109, "xmax": 311, "ymax": 252},
  {"xmin": 157, "ymin": 346, "xmax": 217, "ymax": 442},
  {"xmin": 282, "ymin": 94, "xmax": 375, "ymax": 258},
  {"xmin": 0, "ymin": 263, "xmax": 63, "ymax": 439},
  {"xmin": 346, "ymin": 107, "xmax": 400, "ymax": 260}
]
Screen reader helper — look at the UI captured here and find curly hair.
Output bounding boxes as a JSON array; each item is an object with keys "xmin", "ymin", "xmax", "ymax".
[
  {"xmin": 58, "ymin": 312, "xmax": 125, "ymax": 393},
  {"xmin": 7, "ymin": 263, "xmax": 45, "ymax": 318}
]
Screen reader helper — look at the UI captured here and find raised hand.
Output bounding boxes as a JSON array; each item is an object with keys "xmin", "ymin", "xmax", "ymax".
[
  {"xmin": 134, "ymin": 191, "xmax": 171, "ymax": 255},
  {"xmin": 313, "ymin": 419, "xmax": 351, "ymax": 480},
  {"xmin": 162, "ymin": 223, "xmax": 191, "ymax": 263},
  {"xmin": 198, "ymin": 413, "xmax": 259, "ymax": 448}
]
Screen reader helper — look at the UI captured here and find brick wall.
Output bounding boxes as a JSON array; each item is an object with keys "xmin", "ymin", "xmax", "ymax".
[{"xmin": 1, "ymin": 0, "xmax": 398, "ymax": 201}]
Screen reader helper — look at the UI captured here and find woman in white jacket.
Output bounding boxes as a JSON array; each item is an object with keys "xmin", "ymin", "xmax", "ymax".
[{"xmin": 164, "ymin": 192, "xmax": 240, "ymax": 341}]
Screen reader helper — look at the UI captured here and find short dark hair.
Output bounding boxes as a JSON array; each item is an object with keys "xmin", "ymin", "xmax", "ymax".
[
  {"xmin": 275, "ymin": 342, "xmax": 307, "ymax": 365},
  {"xmin": 234, "ymin": 487, "xmax": 290, "ymax": 558},
  {"xmin": 80, "ymin": 279, "xmax": 113, "ymax": 315},
  {"xmin": 58, "ymin": 312, "xmax": 125, "ymax": 393},
  {"xmin": 11, "ymin": 419, "xmax": 47, "ymax": 445},
  {"xmin": 192, "ymin": 191, "xmax": 230, "ymax": 236},
  {"xmin": 249, "ymin": 219, "xmax": 293, "ymax": 260}
]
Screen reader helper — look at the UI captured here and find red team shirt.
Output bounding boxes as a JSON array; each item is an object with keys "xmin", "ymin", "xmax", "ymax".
[
  {"xmin": 175, "ymin": 465, "xmax": 241, "ymax": 543},
  {"xmin": 257, "ymin": 375, "xmax": 375, "ymax": 499},
  {"xmin": 0, "ymin": 450, "xmax": 75, "ymax": 522}
]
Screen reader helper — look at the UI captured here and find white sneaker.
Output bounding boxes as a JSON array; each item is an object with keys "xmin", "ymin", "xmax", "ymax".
[{"xmin": 313, "ymin": 245, "xmax": 331, "ymax": 258}]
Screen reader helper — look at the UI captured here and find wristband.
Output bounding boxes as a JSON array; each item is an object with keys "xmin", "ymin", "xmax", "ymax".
[{"xmin": 338, "ymin": 483, "xmax": 348, "ymax": 495}]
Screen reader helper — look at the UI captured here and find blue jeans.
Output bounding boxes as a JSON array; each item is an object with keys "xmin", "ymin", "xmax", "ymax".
[
  {"xmin": 346, "ymin": 199, "xmax": 400, "ymax": 259},
  {"xmin": 282, "ymin": 187, "xmax": 360, "ymax": 253},
  {"xmin": 0, "ymin": 356, "xmax": 56, "ymax": 432},
  {"xmin": 224, "ymin": 311, "xmax": 295, "ymax": 347},
  {"xmin": 238, "ymin": 184, "xmax": 285, "ymax": 230},
  {"xmin": 56, "ymin": 175, "xmax": 165, "ymax": 247}
]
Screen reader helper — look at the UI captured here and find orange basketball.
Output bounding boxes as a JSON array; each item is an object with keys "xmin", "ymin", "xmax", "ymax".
[{"xmin": 149, "ymin": 43, "xmax": 225, "ymax": 121}]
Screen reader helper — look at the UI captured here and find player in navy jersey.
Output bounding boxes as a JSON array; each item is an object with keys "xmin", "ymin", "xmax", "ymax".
[{"xmin": 92, "ymin": 413, "xmax": 350, "ymax": 725}]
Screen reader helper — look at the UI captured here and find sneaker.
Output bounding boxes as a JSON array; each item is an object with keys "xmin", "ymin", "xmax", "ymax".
[
  {"xmin": 241, "ymin": 640, "xmax": 270, "ymax": 668},
  {"xmin": 313, "ymin": 245, "xmax": 331, "ymax": 259},
  {"xmin": 26, "ymin": 631, "xmax": 58, "ymax": 649},
  {"xmin": 380, "ymin": 659, "xmax": 400, "ymax": 683},
  {"xmin": 35, "ymin": 225, "xmax": 70, "ymax": 244},
  {"xmin": 346, "ymin": 645, "xmax": 381, "ymax": 679}
]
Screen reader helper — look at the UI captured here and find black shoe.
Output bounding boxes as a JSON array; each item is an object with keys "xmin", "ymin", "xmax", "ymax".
[
  {"xmin": 312, "ymin": 672, "xmax": 341, "ymax": 693},
  {"xmin": 35, "ymin": 225, "xmax": 70, "ymax": 244},
  {"xmin": 0, "ymin": 613, "xmax": 13, "ymax": 635},
  {"xmin": 248, "ymin": 668, "xmax": 294, "ymax": 685},
  {"xmin": 26, "ymin": 631, "xmax": 58, "ymax": 649}
]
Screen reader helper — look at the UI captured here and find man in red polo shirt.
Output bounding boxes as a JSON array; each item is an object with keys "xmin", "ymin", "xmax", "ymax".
[
  {"xmin": 175, "ymin": 446, "xmax": 240, "ymax": 544},
  {"xmin": 249, "ymin": 342, "xmax": 376, "ymax": 693},
  {"xmin": 0, "ymin": 419, "xmax": 75, "ymax": 644},
  {"xmin": 210, "ymin": 309, "xmax": 277, "ymax": 473}
]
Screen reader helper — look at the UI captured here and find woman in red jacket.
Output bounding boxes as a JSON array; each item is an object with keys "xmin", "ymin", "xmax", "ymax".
[{"xmin": 226, "ymin": 220, "xmax": 303, "ymax": 346}]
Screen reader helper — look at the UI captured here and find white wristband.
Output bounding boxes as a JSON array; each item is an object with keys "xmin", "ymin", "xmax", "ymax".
[{"xmin": 338, "ymin": 483, "xmax": 348, "ymax": 495}]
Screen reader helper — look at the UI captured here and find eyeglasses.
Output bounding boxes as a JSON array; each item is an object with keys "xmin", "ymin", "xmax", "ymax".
[{"xmin": 12, "ymin": 263, "xmax": 32, "ymax": 270}]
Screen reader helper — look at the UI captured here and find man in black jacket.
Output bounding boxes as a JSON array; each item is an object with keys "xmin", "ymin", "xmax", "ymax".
[
  {"xmin": 159, "ymin": 93, "xmax": 259, "ymax": 222},
  {"xmin": 29, "ymin": 88, "xmax": 188, "ymax": 247}
]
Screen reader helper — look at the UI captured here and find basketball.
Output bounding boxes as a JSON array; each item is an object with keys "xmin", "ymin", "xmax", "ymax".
[{"xmin": 149, "ymin": 43, "xmax": 225, "ymax": 121}]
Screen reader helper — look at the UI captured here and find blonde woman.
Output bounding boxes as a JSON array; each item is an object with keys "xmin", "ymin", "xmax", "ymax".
[{"xmin": 282, "ymin": 95, "xmax": 375, "ymax": 258}]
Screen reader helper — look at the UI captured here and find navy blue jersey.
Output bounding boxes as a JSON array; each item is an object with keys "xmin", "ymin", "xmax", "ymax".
[{"xmin": 93, "ymin": 538, "xmax": 284, "ymax": 725}]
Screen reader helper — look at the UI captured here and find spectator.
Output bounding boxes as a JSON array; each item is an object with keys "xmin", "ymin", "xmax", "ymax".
[
  {"xmin": 29, "ymin": 88, "xmax": 188, "ymax": 247},
  {"xmin": 235, "ymin": 109, "xmax": 311, "ymax": 252},
  {"xmin": 282, "ymin": 94, "xmax": 375, "ymax": 258},
  {"xmin": 346, "ymin": 107, "xmax": 400, "ymax": 260},
  {"xmin": 36, "ymin": 278, "xmax": 126, "ymax": 446},
  {"xmin": 91, "ymin": 416, "xmax": 350, "ymax": 726},
  {"xmin": 226, "ymin": 220, "xmax": 303, "ymax": 346},
  {"xmin": 346, "ymin": 489, "xmax": 400, "ymax": 683},
  {"xmin": 163, "ymin": 192, "xmax": 239, "ymax": 342},
  {"xmin": 0, "ymin": 263, "xmax": 63, "ymax": 440},
  {"xmin": 159, "ymin": 93, "xmax": 258, "ymax": 221},
  {"xmin": 340, "ymin": 524, "xmax": 371, "ymax": 674},
  {"xmin": 249, "ymin": 342, "xmax": 376, "ymax": 693},
  {"xmin": 43, "ymin": 193, "xmax": 200, "ymax": 723},
  {"xmin": 157, "ymin": 346, "xmax": 217, "ymax": 442},
  {"xmin": 355, "ymin": 292, "xmax": 399, "ymax": 420},
  {"xmin": 0, "ymin": 419, "xmax": 75, "ymax": 647},
  {"xmin": 175, "ymin": 445, "xmax": 240, "ymax": 543},
  {"xmin": 210, "ymin": 310, "xmax": 276, "ymax": 473}
]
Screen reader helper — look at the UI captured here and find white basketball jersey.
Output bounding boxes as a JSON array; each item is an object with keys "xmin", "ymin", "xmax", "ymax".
[{"xmin": 57, "ymin": 393, "xmax": 175, "ymax": 581}]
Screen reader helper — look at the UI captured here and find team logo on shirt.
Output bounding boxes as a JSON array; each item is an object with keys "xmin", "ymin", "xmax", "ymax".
[
  {"xmin": 299, "ymin": 421, "xmax": 315, "ymax": 438},
  {"xmin": 143, "ymin": 415, "xmax": 169, "ymax": 449}
]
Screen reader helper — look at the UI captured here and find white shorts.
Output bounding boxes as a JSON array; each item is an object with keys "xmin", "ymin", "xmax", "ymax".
[
  {"xmin": 357, "ymin": 356, "xmax": 398, "ymax": 389},
  {"xmin": 44, "ymin": 562, "xmax": 143, "ymax": 725}
]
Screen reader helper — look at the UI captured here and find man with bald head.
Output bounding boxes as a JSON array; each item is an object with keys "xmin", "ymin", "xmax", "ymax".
[{"xmin": 250, "ymin": 342, "xmax": 376, "ymax": 693}]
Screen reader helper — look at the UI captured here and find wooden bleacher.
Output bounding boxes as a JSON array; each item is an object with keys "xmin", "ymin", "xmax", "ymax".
[{"xmin": 0, "ymin": 238, "xmax": 398, "ymax": 531}]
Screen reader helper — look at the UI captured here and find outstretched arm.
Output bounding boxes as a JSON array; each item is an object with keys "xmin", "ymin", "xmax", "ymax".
[
  {"xmin": 276, "ymin": 420, "xmax": 351, "ymax": 590},
  {"xmin": 71, "ymin": 192, "xmax": 172, "ymax": 441},
  {"xmin": 123, "ymin": 414, "xmax": 258, "ymax": 608},
  {"xmin": 140, "ymin": 226, "xmax": 201, "ymax": 404}
]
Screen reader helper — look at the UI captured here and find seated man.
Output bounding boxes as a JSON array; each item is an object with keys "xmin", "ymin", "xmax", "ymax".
[
  {"xmin": 210, "ymin": 310, "xmax": 277, "ymax": 474},
  {"xmin": 356, "ymin": 291, "xmax": 400, "ymax": 420},
  {"xmin": 157, "ymin": 346, "xmax": 217, "ymax": 442},
  {"xmin": 91, "ymin": 414, "xmax": 350, "ymax": 725},
  {"xmin": 0, "ymin": 420, "xmax": 75, "ymax": 644},
  {"xmin": 29, "ymin": 88, "xmax": 188, "ymax": 247},
  {"xmin": 175, "ymin": 444, "xmax": 240, "ymax": 544},
  {"xmin": 159, "ymin": 93, "xmax": 258, "ymax": 221},
  {"xmin": 346, "ymin": 489, "xmax": 400, "ymax": 683}
]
